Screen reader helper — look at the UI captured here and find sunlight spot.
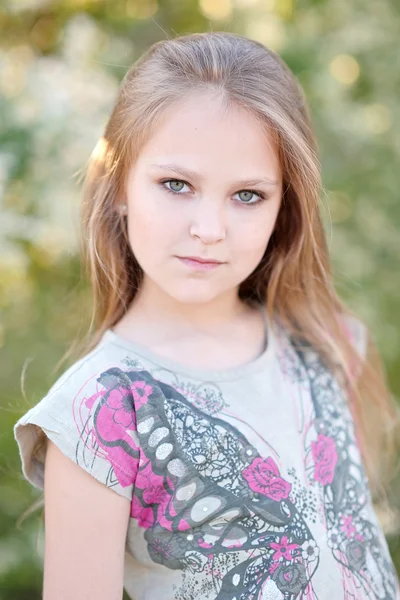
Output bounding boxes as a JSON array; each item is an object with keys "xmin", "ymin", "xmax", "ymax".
[{"xmin": 329, "ymin": 54, "xmax": 360, "ymax": 85}]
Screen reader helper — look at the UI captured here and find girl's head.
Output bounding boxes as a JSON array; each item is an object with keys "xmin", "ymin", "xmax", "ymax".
[
  {"xmin": 83, "ymin": 32, "xmax": 323, "ymax": 321},
  {"xmin": 121, "ymin": 92, "xmax": 282, "ymax": 307},
  {"xmin": 77, "ymin": 32, "xmax": 398, "ymax": 501}
]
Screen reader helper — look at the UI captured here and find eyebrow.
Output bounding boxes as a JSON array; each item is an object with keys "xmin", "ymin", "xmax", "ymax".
[{"xmin": 149, "ymin": 163, "xmax": 279, "ymax": 188}]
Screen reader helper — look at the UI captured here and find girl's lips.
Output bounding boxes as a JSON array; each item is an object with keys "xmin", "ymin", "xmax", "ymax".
[{"xmin": 177, "ymin": 256, "xmax": 224, "ymax": 270}]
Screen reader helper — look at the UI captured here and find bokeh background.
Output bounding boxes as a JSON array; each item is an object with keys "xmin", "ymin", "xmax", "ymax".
[{"xmin": 1, "ymin": 0, "xmax": 399, "ymax": 597}]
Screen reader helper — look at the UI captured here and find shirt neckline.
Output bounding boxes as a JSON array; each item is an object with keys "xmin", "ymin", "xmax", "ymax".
[{"xmin": 102, "ymin": 304, "xmax": 276, "ymax": 382}]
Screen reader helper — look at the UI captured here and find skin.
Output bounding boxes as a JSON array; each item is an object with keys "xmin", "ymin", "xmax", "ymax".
[{"xmin": 114, "ymin": 92, "xmax": 283, "ymax": 369}]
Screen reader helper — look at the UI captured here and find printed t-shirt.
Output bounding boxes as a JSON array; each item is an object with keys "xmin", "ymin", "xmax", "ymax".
[{"xmin": 14, "ymin": 309, "xmax": 400, "ymax": 600}]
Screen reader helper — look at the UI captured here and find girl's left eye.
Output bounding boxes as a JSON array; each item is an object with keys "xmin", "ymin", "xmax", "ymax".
[
  {"xmin": 162, "ymin": 179, "xmax": 191, "ymax": 194},
  {"xmin": 161, "ymin": 179, "xmax": 265, "ymax": 206},
  {"xmin": 233, "ymin": 190, "xmax": 265, "ymax": 205}
]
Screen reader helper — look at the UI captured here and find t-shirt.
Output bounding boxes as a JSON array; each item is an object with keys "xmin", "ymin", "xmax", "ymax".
[{"xmin": 14, "ymin": 308, "xmax": 400, "ymax": 600}]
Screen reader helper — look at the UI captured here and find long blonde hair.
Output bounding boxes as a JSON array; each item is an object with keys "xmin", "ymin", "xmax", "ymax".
[{"xmin": 60, "ymin": 32, "xmax": 398, "ymax": 513}]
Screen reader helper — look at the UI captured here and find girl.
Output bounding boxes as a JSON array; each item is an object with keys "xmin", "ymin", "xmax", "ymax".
[{"xmin": 14, "ymin": 32, "xmax": 400, "ymax": 600}]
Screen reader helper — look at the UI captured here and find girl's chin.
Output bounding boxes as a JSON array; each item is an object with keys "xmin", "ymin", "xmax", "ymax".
[{"xmin": 165, "ymin": 287, "xmax": 228, "ymax": 305}]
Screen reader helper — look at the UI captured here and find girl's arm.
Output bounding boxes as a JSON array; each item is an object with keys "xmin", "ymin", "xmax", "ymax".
[{"xmin": 43, "ymin": 439, "xmax": 131, "ymax": 600}]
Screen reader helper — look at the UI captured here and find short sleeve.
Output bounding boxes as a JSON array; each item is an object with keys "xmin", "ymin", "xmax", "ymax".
[
  {"xmin": 340, "ymin": 313, "xmax": 369, "ymax": 359},
  {"xmin": 14, "ymin": 362, "xmax": 141, "ymax": 502},
  {"xmin": 338, "ymin": 312, "xmax": 370, "ymax": 384}
]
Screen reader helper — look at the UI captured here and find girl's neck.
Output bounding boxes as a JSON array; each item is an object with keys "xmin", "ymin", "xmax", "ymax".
[
  {"xmin": 121, "ymin": 278, "xmax": 250, "ymax": 335},
  {"xmin": 112, "ymin": 281, "xmax": 267, "ymax": 371}
]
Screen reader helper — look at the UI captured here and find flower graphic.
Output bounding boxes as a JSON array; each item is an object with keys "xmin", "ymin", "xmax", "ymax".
[
  {"xmin": 130, "ymin": 380, "xmax": 153, "ymax": 409},
  {"xmin": 148, "ymin": 537, "xmax": 173, "ymax": 560},
  {"xmin": 327, "ymin": 526, "xmax": 343, "ymax": 550},
  {"xmin": 311, "ymin": 434, "xmax": 338, "ymax": 485},
  {"xmin": 345, "ymin": 539, "xmax": 366, "ymax": 572},
  {"xmin": 243, "ymin": 456, "xmax": 291, "ymax": 501},
  {"xmin": 301, "ymin": 539, "xmax": 320, "ymax": 562},
  {"xmin": 131, "ymin": 459, "xmax": 174, "ymax": 529},
  {"xmin": 341, "ymin": 514, "xmax": 356, "ymax": 538},
  {"xmin": 270, "ymin": 535, "xmax": 300, "ymax": 561},
  {"xmin": 131, "ymin": 494, "xmax": 155, "ymax": 528},
  {"xmin": 106, "ymin": 387, "xmax": 136, "ymax": 427},
  {"xmin": 143, "ymin": 484, "xmax": 169, "ymax": 505},
  {"xmin": 272, "ymin": 562, "xmax": 308, "ymax": 595},
  {"xmin": 84, "ymin": 377, "xmax": 141, "ymax": 488}
]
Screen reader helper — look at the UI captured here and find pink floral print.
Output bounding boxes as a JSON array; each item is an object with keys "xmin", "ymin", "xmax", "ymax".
[
  {"xmin": 130, "ymin": 380, "xmax": 153, "ymax": 409},
  {"xmin": 341, "ymin": 514, "xmax": 356, "ymax": 538},
  {"xmin": 84, "ymin": 381, "xmax": 153, "ymax": 488},
  {"xmin": 270, "ymin": 535, "xmax": 300, "ymax": 562},
  {"xmin": 131, "ymin": 459, "xmax": 174, "ymax": 529},
  {"xmin": 242, "ymin": 456, "xmax": 291, "ymax": 501},
  {"xmin": 69, "ymin": 357, "xmax": 398, "ymax": 600},
  {"xmin": 106, "ymin": 387, "xmax": 137, "ymax": 427},
  {"xmin": 311, "ymin": 434, "xmax": 338, "ymax": 485}
]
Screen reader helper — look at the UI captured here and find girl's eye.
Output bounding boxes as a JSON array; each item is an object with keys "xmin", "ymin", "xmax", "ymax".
[
  {"xmin": 161, "ymin": 179, "xmax": 265, "ymax": 206},
  {"xmin": 162, "ymin": 179, "xmax": 190, "ymax": 194},
  {"xmin": 234, "ymin": 190, "xmax": 265, "ymax": 205}
]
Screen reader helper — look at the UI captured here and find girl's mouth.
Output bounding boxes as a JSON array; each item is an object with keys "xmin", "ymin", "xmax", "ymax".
[{"xmin": 177, "ymin": 256, "xmax": 225, "ymax": 270}]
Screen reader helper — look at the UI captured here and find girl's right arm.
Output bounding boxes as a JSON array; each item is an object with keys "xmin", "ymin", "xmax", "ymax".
[{"xmin": 43, "ymin": 440, "xmax": 131, "ymax": 600}]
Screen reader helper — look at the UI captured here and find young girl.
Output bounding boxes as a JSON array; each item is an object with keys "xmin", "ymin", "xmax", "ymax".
[{"xmin": 14, "ymin": 32, "xmax": 400, "ymax": 600}]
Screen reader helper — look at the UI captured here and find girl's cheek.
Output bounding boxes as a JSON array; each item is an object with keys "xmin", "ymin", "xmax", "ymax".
[{"xmin": 239, "ymin": 219, "xmax": 274, "ymax": 247}]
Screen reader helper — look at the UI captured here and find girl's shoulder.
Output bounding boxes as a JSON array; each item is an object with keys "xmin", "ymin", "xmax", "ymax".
[
  {"xmin": 338, "ymin": 312, "xmax": 369, "ymax": 359},
  {"xmin": 14, "ymin": 332, "xmax": 145, "ymax": 502}
]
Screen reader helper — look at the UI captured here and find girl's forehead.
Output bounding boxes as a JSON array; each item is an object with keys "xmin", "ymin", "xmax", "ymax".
[
  {"xmin": 133, "ymin": 95, "xmax": 281, "ymax": 177},
  {"xmin": 152, "ymin": 92, "xmax": 260, "ymax": 133}
]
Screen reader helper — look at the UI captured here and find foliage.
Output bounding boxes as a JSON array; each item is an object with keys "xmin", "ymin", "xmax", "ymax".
[{"xmin": 1, "ymin": 0, "xmax": 399, "ymax": 596}]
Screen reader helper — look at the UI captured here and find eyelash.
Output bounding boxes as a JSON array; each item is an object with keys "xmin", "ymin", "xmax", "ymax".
[{"xmin": 159, "ymin": 179, "xmax": 267, "ymax": 206}]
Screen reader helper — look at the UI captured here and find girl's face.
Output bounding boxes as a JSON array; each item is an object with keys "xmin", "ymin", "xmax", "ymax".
[{"xmin": 124, "ymin": 94, "xmax": 282, "ymax": 306}]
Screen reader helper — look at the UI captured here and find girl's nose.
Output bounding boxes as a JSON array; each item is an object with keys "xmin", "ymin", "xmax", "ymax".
[{"xmin": 189, "ymin": 198, "xmax": 227, "ymax": 244}]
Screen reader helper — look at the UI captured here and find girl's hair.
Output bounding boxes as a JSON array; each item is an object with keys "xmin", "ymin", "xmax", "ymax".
[{"xmin": 57, "ymin": 32, "xmax": 398, "ymax": 513}]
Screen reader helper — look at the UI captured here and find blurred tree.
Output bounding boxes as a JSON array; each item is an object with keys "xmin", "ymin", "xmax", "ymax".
[{"xmin": 1, "ymin": 0, "xmax": 399, "ymax": 596}]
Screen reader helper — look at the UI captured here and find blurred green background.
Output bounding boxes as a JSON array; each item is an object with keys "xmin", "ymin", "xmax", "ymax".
[{"xmin": 1, "ymin": 0, "xmax": 399, "ymax": 597}]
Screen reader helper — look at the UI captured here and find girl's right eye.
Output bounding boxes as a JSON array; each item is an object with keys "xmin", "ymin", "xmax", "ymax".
[{"xmin": 161, "ymin": 179, "xmax": 191, "ymax": 194}]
